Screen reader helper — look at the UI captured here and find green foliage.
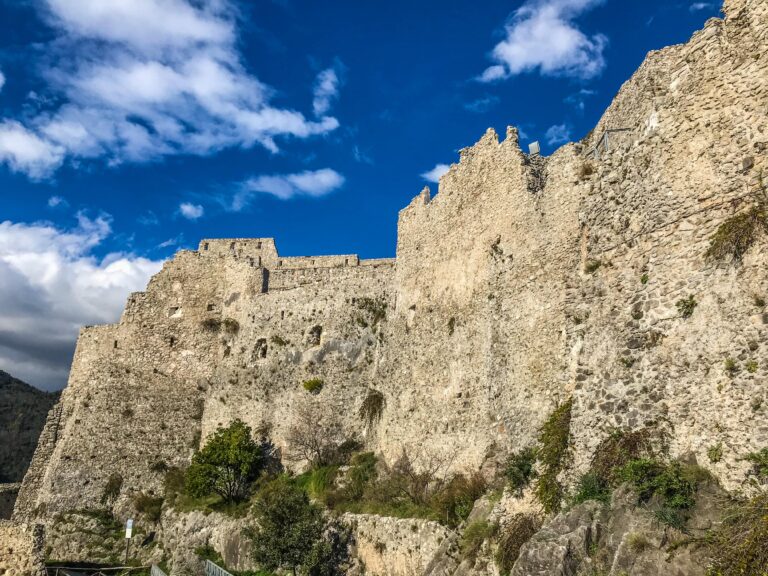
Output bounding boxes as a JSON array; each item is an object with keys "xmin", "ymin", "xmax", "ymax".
[
  {"xmin": 356, "ymin": 297, "xmax": 387, "ymax": 326},
  {"xmin": 707, "ymin": 443, "xmax": 723, "ymax": 464},
  {"xmin": 724, "ymin": 357, "xmax": 738, "ymax": 376},
  {"xmin": 503, "ymin": 447, "xmax": 537, "ymax": 496},
  {"xmin": 640, "ymin": 273, "xmax": 649, "ymax": 285},
  {"xmin": 706, "ymin": 493, "xmax": 768, "ymax": 576},
  {"xmin": 359, "ymin": 389, "xmax": 385, "ymax": 428},
  {"xmin": 590, "ymin": 427, "xmax": 657, "ymax": 487},
  {"xmin": 133, "ymin": 492, "xmax": 164, "ymax": 522},
  {"xmin": 201, "ymin": 318, "xmax": 222, "ymax": 332},
  {"xmin": 195, "ymin": 544, "xmax": 225, "ymax": 565},
  {"xmin": 431, "ymin": 473, "xmax": 487, "ymax": 527},
  {"xmin": 571, "ymin": 472, "xmax": 610, "ymax": 506},
  {"xmin": 744, "ymin": 448, "xmax": 768, "ymax": 479},
  {"xmin": 585, "ymin": 260, "xmax": 602, "ymax": 274},
  {"xmin": 247, "ymin": 476, "xmax": 325, "ymax": 574},
  {"xmin": 495, "ymin": 514, "xmax": 540, "ymax": 575},
  {"xmin": 534, "ymin": 399, "xmax": 573, "ymax": 514},
  {"xmin": 746, "ymin": 360, "xmax": 758, "ymax": 374},
  {"xmin": 460, "ymin": 520, "xmax": 496, "ymax": 561},
  {"xmin": 100, "ymin": 473, "xmax": 123, "ymax": 505},
  {"xmin": 626, "ymin": 532, "xmax": 651, "ymax": 554},
  {"xmin": 706, "ymin": 205, "xmax": 767, "ymax": 262},
  {"xmin": 186, "ymin": 419, "xmax": 264, "ymax": 503},
  {"xmin": 294, "ymin": 466, "xmax": 339, "ymax": 503},
  {"xmin": 676, "ymin": 295, "xmax": 698, "ymax": 319},
  {"xmin": 222, "ymin": 318, "xmax": 240, "ymax": 334},
  {"xmin": 302, "ymin": 378, "xmax": 324, "ymax": 394},
  {"xmin": 618, "ymin": 459, "xmax": 703, "ymax": 528}
]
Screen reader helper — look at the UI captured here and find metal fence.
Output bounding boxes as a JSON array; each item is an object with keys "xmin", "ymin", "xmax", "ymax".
[{"xmin": 204, "ymin": 560, "xmax": 234, "ymax": 576}]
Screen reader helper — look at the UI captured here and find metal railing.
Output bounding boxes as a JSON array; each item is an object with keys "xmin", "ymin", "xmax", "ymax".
[
  {"xmin": 586, "ymin": 127, "xmax": 632, "ymax": 160},
  {"xmin": 204, "ymin": 560, "xmax": 234, "ymax": 576},
  {"xmin": 150, "ymin": 565, "xmax": 168, "ymax": 576}
]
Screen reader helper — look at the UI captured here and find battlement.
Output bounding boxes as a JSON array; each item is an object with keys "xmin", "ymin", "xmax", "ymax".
[{"xmin": 197, "ymin": 237, "xmax": 395, "ymax": 271}]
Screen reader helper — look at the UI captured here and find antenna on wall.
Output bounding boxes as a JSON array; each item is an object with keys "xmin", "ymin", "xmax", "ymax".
[{"xmin": 528, "ymin": 141, "xmax": 541, "ymax": 156}]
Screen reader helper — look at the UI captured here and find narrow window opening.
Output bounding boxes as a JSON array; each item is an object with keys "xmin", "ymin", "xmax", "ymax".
[
  {"xmin": 207, "ymin": 303, "xmax": 215, "ymax": 312},
  {"xmin": 113, "ymin": 340, "xmax": 118, "ymax": 349},
  {"xmin": 203, "ymin": 242, "xmax": 209, "ymax": 251}
]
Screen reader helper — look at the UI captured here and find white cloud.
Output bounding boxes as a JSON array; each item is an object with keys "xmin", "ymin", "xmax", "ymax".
[
  {"xmin": 545, "ymin": 123, "xmax": 572, "ymax": 145},
  {"xmin": 689, "ymin": 2, "xmax": 716, "ymax": 11},
  {"xmin": 420, "ymin": 163, "xmax": 450, "ymax": 183},
  {"xmin": 480, "ymin": 0, "xmax": 608, "ymax": 81},
  {"xmin": 233, "ymin": 168, "xmax": 345, "ymax": 209},
  {"xmin": 565, "ymin": 88, "xmax": 597, "ymax": 111},
  {"xmin": 179, "ymin": 202, "xmax": 204, "ymax": 220},
  {"xmin": 313, "ymin": 67, "xmax": 340, "ymax": 116},
  {"xmin": 0, "ymin": 121, "xmax": 65, "ymax": 179},
  {"xmin": 47, "ymin": 195, "xmax": 68, "ymax": 208},
  {"xmin": 0, "ymin": 213, "xmax": 163, "ymax": 389},
  {"xmin": 0, "ymin": 70, "xmax": 5, "ymax": 92},
  {"xmin": 0, "ymin": 0, "xmax": 340, "ymax": 178}
]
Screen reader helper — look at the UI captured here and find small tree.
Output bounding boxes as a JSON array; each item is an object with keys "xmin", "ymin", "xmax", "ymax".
[
  {"xmin": 186, "ymin": 419, "xmax": 263, "ymax": 503},
  {"xmin": 287, "ymin": 403, "xmax": 354, "ymax": 467},
  {"xmin": 248, "ymin": 476, "xmax": 325, "ymax": 575}
]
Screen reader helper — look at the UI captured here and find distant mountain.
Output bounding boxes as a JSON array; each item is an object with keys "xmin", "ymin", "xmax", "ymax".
[{"xmin": 0, "ymin": 370, "xmax": 59, "ymax": 483}]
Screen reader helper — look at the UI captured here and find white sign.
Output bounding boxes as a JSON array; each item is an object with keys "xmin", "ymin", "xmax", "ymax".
[{"xmin": 125, "ymin": 518, "xmax": 133, "ymax": 539}]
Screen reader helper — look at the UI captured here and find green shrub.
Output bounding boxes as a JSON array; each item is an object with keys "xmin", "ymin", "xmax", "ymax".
[
  {"xmin": 100, "ymin": 473, "xmax": 123, "ymax": 505},
  {"xmin": 344, "ymin": 452, "xmax": 378, "ymax": 501},
  {"xmin": 222, "ymin": 318, "xmax": 240, "ymax": 334},
  {"xmin": 571, "ymin": 472, "xmax": 610, "ymax": 506},
  {"xmin": 618, "ymin": 459, "xmax": 701, "ymax": 528},
  {"xmin": 744, "ymin": 448, "xmax": 768, "ymax": 479},
  {"xmin": 201, "ymin": 318, "xmax": 221, "ymax": 332},
  {"xmin": 194, "ymin": 544, "xmax": 225, "ymax": 565},
  {"xmin": 504, "ymin": 447, "xmax": 537, "ymax": 496},
  {"xmin": 706, "ymin": 206, "xmax": 767, "ymax": 262},
  {"xmin": 133, "ymin": 492, "xmax": 164, "ymax": 522},
  {"xmin": 494, "ymin": 514, "xmax": 540, "ymax": 574},
  {"xmin": 534, "ymin": 399, "xmax": 573, "ymax": 514},
  {"xmin": 303, "ymin": 378, "xmax": 324, "ymax": 394},
  {"xmin": 585, "ymin": 260, "xmax": 602, "ymax": 274},
  {"xmin": 460, "ymin": 520, "xmax": 496, "ymax": 561},
  {"xmin": 626, "ymin": 532, "xmax": 651, "ymax": 554},
  {"xmin": 186, "ymin": 419, "xmax": 264, "ymax": 503},
  {"xmin": 359, "ymin": 389, "xmax": 385, "ymax": 428},
  {"xmin": 431, "ymin": 473, "xmax": 487, "ymax": 527},
  {"xmin": 707, "ymin": 443, "xmax": 723, "ymax": 463},
  {"xmin": 640, "ymin": 273, "xmax": 649, "ymax": 285},
  {"xmin": 746, "ymin": 360, "xmax": 758, "ymax": 374},
  {"xmin": 590, "ymin": 428, "xmax": 657, "ymax": 486},
  {"xmin": 707, "ymin": 493, "xmax": 768, "ymax": 576},
  {"xmin": 676, "ymin": 295, "xmax": 697, "ymax": 319},
  {"xmin": 356, "ymin": 297, "xmax": 387, "ymax": 326},
  {"xmin": 724, "ymin": 357, "xmax": 738, "ymax": 376},
  {"xmin": 247, "ymin": 476, "xmax": 326, "ymax": 574}
]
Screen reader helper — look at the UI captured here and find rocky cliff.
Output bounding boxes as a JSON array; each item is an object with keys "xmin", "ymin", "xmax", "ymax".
[
  {"xmin": 0, "ymin": 371, "xmax": 58, "ymax": 484},
  {"xmin": 8, "ymin": 0, "xmax": 768, "ymax": 574}
]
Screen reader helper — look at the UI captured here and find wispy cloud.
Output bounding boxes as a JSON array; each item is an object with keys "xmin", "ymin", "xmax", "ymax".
[
  {"xmin": 480, "ymin": 0, "xmax": 608, "ymax": 82},
  {"xmin": 545, "ymin": 123, "xmax": 572, "ymax": 145},
  {"xmin": 421, "ymin": 163, "xmax": 450, "ymax": 183},
  {"xmin": 313, "ymin": 66, "xmax": 341, "ymax": 116},
  {"xmin": 47, "ymin": 195, "xmax": 69, "ymax": 209},
  {"xmin": 0, "ymin": 70, "xmax": 5, "ymax": 93},
  {"xmin": 0, "ymin": 213, "xmax": 162, "ymax": 389},
  {"xmin": 689, "ymin": 2, "xmax": 716, "ymax": 11},
  {"xmin": 0, "ymin": 0, "xmax": 340, "ymax": 179},
  {"xmin": 233, "ymin": 168, "xmax": 345, "ymax": 209},
  {"xmin": 137, "ymin": 211, "xmax": 159, "ymax": 226},
  {"xmin": 179, "ymin": 202, "xmax": 204, "ymax": 220},
  {"xmin": 464, "ymin": 95, "xmax": 500, "ymax": 114},
  {"xmin": 565, "ymin": 88, "xmax": 597, "ymax": 111}
]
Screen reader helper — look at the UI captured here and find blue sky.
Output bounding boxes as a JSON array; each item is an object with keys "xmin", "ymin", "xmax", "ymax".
[{"xmin": 0, "ymin": 0, "xmax": 722, "ymax": 389}]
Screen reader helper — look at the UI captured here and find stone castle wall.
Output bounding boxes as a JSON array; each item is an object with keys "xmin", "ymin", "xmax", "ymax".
[
  {"xmin": 0, "ymin": 521, "xmax": 44, "ymax": 576},
  {"xmin": 11, "ymin": 0, "xmax": 768, "ymax": 568}
]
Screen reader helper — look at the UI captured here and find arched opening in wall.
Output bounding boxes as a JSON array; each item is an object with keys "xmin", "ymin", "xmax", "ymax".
[
  {"xmin": 257, "ymin": 241, "xmax": 262, "ymax": 249},
  {"xmin": 254, "ymin": 338, "xmax": 268, "ymax": 360},
  {"xmin": 261, "ymin": 269, "xmax": 270, "ymax": 293},
  {"xmin": 307, "ymin": 325, "xmax": 322, "ymax": 346}
]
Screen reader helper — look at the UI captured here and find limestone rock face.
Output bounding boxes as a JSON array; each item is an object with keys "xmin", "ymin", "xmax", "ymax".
[
  {"xmin": 8, "ymin": 0, "xmax": 768, "ymax": 573},
  {"xmin": 0, "ymin": 371, "xmax": 57, "ymax": 483}
]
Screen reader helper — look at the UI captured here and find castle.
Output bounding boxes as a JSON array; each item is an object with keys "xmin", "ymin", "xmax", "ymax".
[{"xmin": 3, "ymin": 0, "xmax": 768, "ymax": 573}]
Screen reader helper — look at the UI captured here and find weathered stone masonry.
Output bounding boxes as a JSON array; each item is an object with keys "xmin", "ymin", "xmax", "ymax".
[{"xmin": 10, "ymin": 0, "xmax": 768, "ymax": 569}]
